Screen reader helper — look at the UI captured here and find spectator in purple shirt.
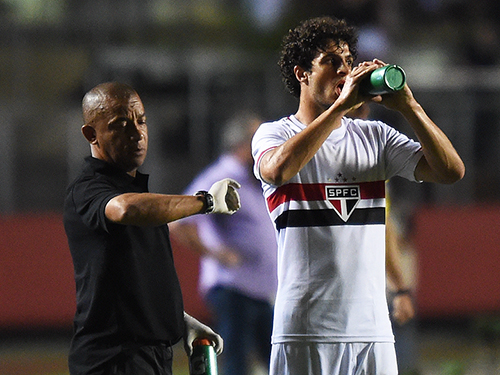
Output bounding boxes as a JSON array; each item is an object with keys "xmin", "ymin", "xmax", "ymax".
[{"xmin": 170, "ymin": 111, "xmax": 278, "ymax": 375}]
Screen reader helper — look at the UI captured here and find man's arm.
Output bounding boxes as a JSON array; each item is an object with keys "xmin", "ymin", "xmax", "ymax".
[
  {"xmin": 169, "ymin": 221, "xmax": 241, "ymax": 267},
  {"xmin": 259, "ymin": 109, "xmax": 344, "ymax": 186},
  {"xmin": 408, "ymin": 102, "xmax": 465, "ymax": 183},
  {"xmin": 106, "ymin": 193, "xmax": 206, "ymax": 226},
  {"xmin": 105, "ymin": 178, "xmax": 241, "ymax": 226},
  {"xmin": 386, "ymin": 216, "xmax": 415, "ymax": 325},
  {"xmin": 380, "ymin": 85, "xmax": 465, "ymax": 184},
  {"xmin": 386, "ymin": 217, "xmax": 407, "ymax": 292}
]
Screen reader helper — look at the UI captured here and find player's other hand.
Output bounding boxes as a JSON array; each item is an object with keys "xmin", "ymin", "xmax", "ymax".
[
  {"xmin": 183, "ymin": 312, "xmax": 224, "ymax": 356},
  {"xmin": 209, "ymin": 178, "xmax": 241, "ymax": 215}
]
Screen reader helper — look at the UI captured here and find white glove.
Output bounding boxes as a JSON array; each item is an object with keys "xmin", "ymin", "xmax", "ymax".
[
  {"xmin": 208, "ymin": 178, "xmax": 241, "ymax": 215},
  {"xmin": 183, "ymin": 312, "xmax": 224, "ymax": 356}
]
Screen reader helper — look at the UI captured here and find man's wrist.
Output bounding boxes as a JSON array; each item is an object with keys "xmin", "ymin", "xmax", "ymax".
[
  {"xmin": 194, "ymin": 190, "xmax": 214, "ymax": 214},
  {"xmin": 395, "ymin": 288, "xmax": 411, "ymax": 296}
]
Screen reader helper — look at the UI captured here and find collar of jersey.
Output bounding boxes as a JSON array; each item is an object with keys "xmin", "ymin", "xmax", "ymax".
[
  {"xmin": 85, "ymin": 156, "xmax": 149, "ymax": 190},
  {"xmin": 289, "ymin": 115, "xmax": 347, "ymax": 142}
]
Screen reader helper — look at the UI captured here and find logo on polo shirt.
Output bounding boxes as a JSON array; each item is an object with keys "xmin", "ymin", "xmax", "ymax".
[{"xmin": 325, "ymin": 185, "xmax": 360, "ymax": 222}]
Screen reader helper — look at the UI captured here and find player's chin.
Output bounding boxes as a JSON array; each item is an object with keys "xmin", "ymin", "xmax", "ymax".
[
  {"xmin": 324, "ymin": 95, "xmax": 338, "ymax": 108},
  {"xmin": 328, "ymin": 88, "xmax": 342, "ymax": 103}
]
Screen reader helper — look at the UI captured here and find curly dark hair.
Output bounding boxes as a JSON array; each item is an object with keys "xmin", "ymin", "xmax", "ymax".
[{"xmin": 278, "ymin": 16, "xmax": 358, "ymax": 98}]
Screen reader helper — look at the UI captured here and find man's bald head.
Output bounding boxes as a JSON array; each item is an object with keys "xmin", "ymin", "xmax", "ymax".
[
  {"xmin": 80, "ymin": 82, "xmax": 148, "ymax": 175},
  {"xmin": 82, "ymin": 82, "xmax": 139, "ymax": 125}
]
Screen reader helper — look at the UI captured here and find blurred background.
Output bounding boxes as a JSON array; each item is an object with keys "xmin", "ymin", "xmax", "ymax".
[{"xmin": 0, "ymin": 0, "xmax": 499, "ymax": 374}]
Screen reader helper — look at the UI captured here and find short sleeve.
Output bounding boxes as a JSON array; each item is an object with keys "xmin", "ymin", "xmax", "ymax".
[
  {"xmin": 70, "ymin": 176, "xmax": 121, "ymax": 232},
  {"xmin": 251, "ymin": 121, "xmax": 291, "ymax": 183},
  {"xmin": 384, "ymin": 124, "xmax": 423, "ymax": 182}
]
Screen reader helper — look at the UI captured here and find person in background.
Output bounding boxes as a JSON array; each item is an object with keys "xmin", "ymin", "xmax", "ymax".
[
  {"xmin": 252, "ymin": 16, "xmax": 464, "ymax": 375},
  {"xmin": 64, "ymin": 82, "xmax": 241, "ymax": 375},
  {"xmin": 170, "ymin": 111, "xmax": 278, "ymax": 375},
  {"xmin": 385, "ymin": 184, "xmax": 419, "ymax": 375}
]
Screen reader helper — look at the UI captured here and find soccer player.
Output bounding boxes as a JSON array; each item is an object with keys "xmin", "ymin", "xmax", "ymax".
[{"xmin": 251, "ymin": 16, "xmax": 464, "ymax": 375}]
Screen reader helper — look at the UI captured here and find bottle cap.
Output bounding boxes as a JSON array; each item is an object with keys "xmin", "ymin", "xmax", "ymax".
[
  {"xmin": 193, "ymin": 338, "xmax": 212, "ymax": 346},
  {"xmin": 382, "ymin": 65, "xmax": 405, "ymax": 91}
]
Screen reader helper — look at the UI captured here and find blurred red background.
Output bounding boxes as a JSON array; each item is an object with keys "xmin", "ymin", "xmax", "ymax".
[{"xmin": 1, "ymin": 205, "xmax": 499, "ymax": 330}]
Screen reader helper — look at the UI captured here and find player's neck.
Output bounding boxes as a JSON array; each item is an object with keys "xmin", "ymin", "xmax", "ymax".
[{"xmin": 295, "ymin": 102, "xmax": 326, "ymax": 126}]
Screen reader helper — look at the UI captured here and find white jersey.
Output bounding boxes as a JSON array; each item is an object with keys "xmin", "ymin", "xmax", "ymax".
[{"xmin": 252, "ymin": 115, "xmax": 422, "ymax": 343}]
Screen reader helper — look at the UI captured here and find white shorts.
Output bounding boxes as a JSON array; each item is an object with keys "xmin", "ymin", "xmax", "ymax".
[{"xmin": 270, "ymin": 342, "xmax": 398, "ymax": 375}]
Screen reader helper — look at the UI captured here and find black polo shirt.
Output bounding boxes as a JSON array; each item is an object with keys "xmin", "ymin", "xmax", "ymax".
[{"xmin": 64, "ymin": 157, "xmax": 184, "ymax": 374}]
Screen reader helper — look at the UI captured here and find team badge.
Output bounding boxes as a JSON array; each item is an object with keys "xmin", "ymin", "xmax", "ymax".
[{"xmin": 325, "ymin": 185, "xmax": 360, "ymax": 222}]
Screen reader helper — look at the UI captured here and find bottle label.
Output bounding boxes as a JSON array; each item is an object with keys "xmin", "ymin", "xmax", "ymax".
[
  {"xmin": 190, "ymin": 353, "xmax": 207, "ymax": 375},
  {"xmin": 190, "ymin": 345, "xmax": 218, "ymax": 375}
]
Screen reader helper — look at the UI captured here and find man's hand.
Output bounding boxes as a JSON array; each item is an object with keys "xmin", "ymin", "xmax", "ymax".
[
  {"xmin": 214, "ymin": 246, "xmax": 242, "ymax": 267},
  {"xmin": 392, "ymin": 292, "xmax": 415, "ymax": 325},
  {"xmin": 183, "ymin": 312, "xmax": 224, "ymax": 356},
  {"xmin": 208, "ymin": 178, "xmax": 241, "ymax": 215},
  {"xmin": 335, "ymin": 59, "xmax": 384, "ymax": 113}
]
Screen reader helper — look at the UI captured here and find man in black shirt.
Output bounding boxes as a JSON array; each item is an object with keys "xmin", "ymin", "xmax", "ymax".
[{"xmin": 64, "ymin": 82, "xmax": 241, "ymax": 375}]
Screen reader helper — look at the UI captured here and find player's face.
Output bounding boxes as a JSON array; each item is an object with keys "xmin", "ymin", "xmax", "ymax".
[
  {"xmin": 91, "ymin": 93, "xmax": 148, "ymax": 174},
  {"xmin": 306, "ymin": 41, "xmax": 354, "ymax": 110}
]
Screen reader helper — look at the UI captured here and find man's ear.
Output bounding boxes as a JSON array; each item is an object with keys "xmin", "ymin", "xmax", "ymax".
[
  {"xmin": 81, "ymin": 124, "xmax": 97, "ymax": 144},
  {"xmin": 294, "ymin": 65, "xmax": 309, "ymax": 84}
]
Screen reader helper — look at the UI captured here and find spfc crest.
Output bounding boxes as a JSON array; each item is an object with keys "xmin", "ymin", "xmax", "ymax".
[{"xmin": 325, "ymin": 185, "xmax": 360, "ymax": 222}]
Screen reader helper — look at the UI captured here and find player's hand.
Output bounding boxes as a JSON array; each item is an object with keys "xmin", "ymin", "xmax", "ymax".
[
  {"xmin": 378, "ymin": 82, "xmax": 415, "ymax": 112},
  {"xmin": 336, "ymin": 59, "xmax": 382, "ymax": 112},
  {"xmin": 183, "ymin": 312, "xmax": 224, "ymax": 356},
  {"xmin": 208, "ymin": 178, "xmax": 241, "ymax": 215}
]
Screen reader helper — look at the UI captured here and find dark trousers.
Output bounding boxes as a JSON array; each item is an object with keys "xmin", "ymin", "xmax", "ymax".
[
  {"xmin": 206, "ymin": 286, "xmax": 273, "ymax": 375},
  {"xmin": 109, "ymin": 343, "xmax": 173, "ymax": 375}
]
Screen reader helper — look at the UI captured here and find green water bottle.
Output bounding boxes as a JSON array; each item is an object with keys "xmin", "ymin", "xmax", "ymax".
[
  {"xmin": 189, "ymin": 338, "xmax": 218, "ymax": 375},
  {"xmin": 360, "ymin": 64, "xmax": 406, "ymax": 95}
]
